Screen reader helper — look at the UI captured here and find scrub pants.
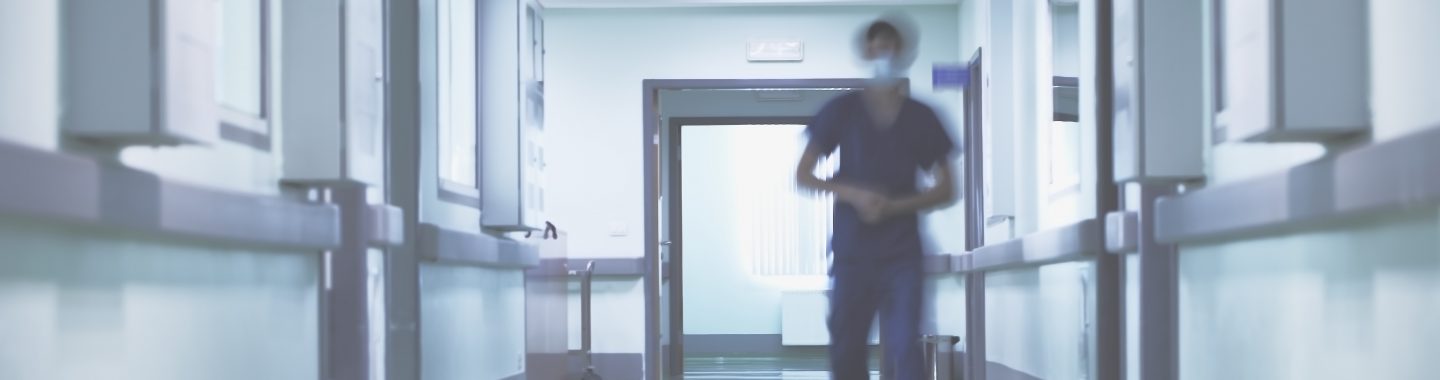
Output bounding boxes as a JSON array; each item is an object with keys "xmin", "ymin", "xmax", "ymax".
[{"xmin": 828, "ymin": 254, "xmax": 924, "ymax": 380}]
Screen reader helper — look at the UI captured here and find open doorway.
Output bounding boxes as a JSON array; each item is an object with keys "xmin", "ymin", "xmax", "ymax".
[
  {"xmin": 673, "ymin": 119, "xmax": 845, "ymax": 377},
  {"xmin": 643, "ymin": 79, "xmax": 890, "ymax": 379}
]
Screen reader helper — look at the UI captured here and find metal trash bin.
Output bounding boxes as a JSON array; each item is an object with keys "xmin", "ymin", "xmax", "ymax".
[{"xmin": 921, "ymin": 334, "xmax": 960, "ymax": 380}]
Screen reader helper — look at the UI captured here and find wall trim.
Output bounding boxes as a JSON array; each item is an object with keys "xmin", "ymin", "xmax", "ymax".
[
  {"xmin": 416, "ymin": 223, "xmax": 540, "ymax": 269},
  {"xmin": 0, "ymin": 140, "xmax": 341, "ymax": 251},
  {"xmin": 1156, "ymin": 124, "xmax": 1440, "ymax": 244},
  {"xmin": 529, "ymin": 258, "xmax": 645, "ymax": 277},
  {"xmin": 365, "ymin": 204, "xmax": 406, "ymax": 247},
  {"xmin": 573, "ymin": 257, "xmax": 646, "ymax": 276}
]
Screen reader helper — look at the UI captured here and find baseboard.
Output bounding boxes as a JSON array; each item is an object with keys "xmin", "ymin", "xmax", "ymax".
[
  {"xmin": 499, "ymin": 371, "xmax": 526, "ymax": 380},
  {"xmin": 526, "ymin": 352, "xmax": 643, "ymax": 380}
]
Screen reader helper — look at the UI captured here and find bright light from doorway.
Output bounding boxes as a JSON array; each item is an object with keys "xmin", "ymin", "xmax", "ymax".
[{"xmin": 712, "ymin": 124, "xmax": 836, "ymax": 283}]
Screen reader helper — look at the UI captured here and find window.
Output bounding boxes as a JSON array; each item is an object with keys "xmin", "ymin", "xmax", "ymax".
[
  {"xmin": 723, "ymin": 124, "xmax": 834, "ymax": 277},
  {"xmin": 214, "ymin": 0, "xmax": 269, "ymax": 147},
  {"xmin": 437, "ymin": 0, "xmax": 479, "ymax": 192}
]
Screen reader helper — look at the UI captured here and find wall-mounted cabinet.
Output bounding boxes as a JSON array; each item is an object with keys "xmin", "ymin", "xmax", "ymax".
[
  {"xmin": 1111, "ymin": 0, "xmax": 1206, "ymax": 183},
  {"xmin": 62, "ymin": 0, "xmax": 217, "ymax": 146},
  {"xmin": 280, "ymin": 0, "xmax": 386, "ymax": 186},
  {"xmin": 480, "ymin": 0, "xmax": 547, "ymax": 231},
  {"xmin": 1214, "ymin": 0, "xmax": 1369, "ymax": 143}
]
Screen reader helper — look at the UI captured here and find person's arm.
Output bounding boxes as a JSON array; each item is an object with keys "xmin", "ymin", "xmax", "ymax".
[
  {"xmin": 795, "ymin": 141, "xmax": 885, "ymax": 214},
  {"xmin": 880, "ymin": 161, "xmax": 957, "ymax": 219}
]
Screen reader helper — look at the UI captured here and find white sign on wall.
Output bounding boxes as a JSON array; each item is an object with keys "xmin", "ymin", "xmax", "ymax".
[{"xmin": 747, "ymin": 39, "xmax": 804, "ymax": 62}]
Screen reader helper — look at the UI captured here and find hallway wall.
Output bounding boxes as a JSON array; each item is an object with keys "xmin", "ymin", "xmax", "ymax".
[
  {"xmin": 1178, "ymin": 1, "xmax": 1440, "ymax": 379},
  {"xmin": 0, "ymin": 2, "xmax": 321, "ymax": 380}
]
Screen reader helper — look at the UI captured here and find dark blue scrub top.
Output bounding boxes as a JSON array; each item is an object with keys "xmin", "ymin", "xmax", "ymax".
[{"xmin": 806, "ymin": 92, "xmax": 955, "ymax": 263}]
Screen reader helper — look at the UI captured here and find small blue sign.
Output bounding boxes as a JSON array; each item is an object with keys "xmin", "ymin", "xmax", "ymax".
[{"xmin": 933, "ymin": 64, "xmax": 970, "ymax": 90}]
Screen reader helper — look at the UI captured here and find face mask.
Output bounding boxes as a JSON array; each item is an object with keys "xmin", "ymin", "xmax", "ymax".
[
  {"xmin": 870, "ymin": 54, "xmax": 902, "ymax": 82},
  {"xmin": 872, "ymin": 56, "xmax": 895, "ymax": 78}
]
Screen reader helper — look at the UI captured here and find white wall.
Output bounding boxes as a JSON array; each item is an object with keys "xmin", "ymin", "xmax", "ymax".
[
  {"xmin": 547, "ymin": 4, "xmax": 960, "ymax": 353},
  {"xmin": 984, "ymin": 261, "xmax": 1093, "ymax": 379},
  {"xmin": 419, "ymin": 264, "xmax": 527, "ymax": 380}
]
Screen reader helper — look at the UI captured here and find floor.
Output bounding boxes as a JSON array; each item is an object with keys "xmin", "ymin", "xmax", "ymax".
[{"xmin": 681, "ymin": 349, "xmax": 880, "ymax": 379}]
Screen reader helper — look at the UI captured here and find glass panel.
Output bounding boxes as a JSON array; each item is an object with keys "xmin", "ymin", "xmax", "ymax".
[
  {"xmin": 1042, "ymin": 120, "xmax": 1083, "ymax": 228},
  {"xmin": 1043, "ymin": 3, "xmax": 1088, "ymax": 230},
  {"xmin": 438, "ymin": 0, "xmax": 477, "ymax": 187},
  {"xmin": 0, "ymin": 217, "xmax": 320, "ymax": 380},
  {"xmin": 985, "ymin": 261, "xmax": 1097, "ymax": 380},
  {"xmin": 215, "ymin": 0, "xmax": 263, "ymax": 116},
  {"xmin": 1179, "ymin": 208, "xmax": 1440, "ymax": 379}
]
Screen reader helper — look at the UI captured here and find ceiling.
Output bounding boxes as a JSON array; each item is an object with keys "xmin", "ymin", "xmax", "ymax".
[{"xmin": 542, "ymin": 0, "xmax": 959, "ymax": 9}]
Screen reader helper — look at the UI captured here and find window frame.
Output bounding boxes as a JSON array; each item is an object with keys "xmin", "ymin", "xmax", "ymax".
[
  {"xmin": 434, "ymin": 0, "xmax": 481, "ymax": 208},
  {"xmin": 216, "ymin": 0, "xmax": 273, "ymax": 151}
]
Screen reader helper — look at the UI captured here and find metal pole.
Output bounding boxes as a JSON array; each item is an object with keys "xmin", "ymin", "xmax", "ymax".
[
  {"xmin": 582, "ymin": 260, "xmax": 595, "ymax": 362},
  {"xmin": 964, "ymin": 273, "xmax": 986, "ymax": 380},
  {"xmin": 1138, "ymin": 184, "xmax": 1179, "ymax": 380},
  {"xmin": 322, "ymin": 183, "xmax": 373, "ymax": 380}
]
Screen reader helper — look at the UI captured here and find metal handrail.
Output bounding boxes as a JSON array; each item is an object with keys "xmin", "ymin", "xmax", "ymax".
[
  {"xmin": 570, "ymin": 261, "xmax": 599, "ymax": 378},
  {"xmin": 953, "ymin": 217, "xmax": 1106, "ymax": 274},
  {"xmin": 1155, "ymin": 124, "xmax": 1440, "ymax": 245}
]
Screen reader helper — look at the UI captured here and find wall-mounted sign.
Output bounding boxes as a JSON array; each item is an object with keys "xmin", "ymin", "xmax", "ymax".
[
  {"xmin": 747, "ymin": 39, "xmax": 804, "ymax": 62},
  {"xmin": 933, "ymin": 64, "xmax": 970, "ymax": 90}
]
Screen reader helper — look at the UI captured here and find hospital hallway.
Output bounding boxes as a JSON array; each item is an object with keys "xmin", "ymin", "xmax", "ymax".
[{"xmin": 4, "ymin": 0, "xmax": 1440, "ymax": 379}]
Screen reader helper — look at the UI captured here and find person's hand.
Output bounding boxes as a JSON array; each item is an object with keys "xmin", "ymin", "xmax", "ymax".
[
  {"xmin": 855, "ymin": 196, "xmax": 893, "ymax": 225},
  {"xmin": 837, "ymin": 185, "xmax": 892, "ymax": 225}
]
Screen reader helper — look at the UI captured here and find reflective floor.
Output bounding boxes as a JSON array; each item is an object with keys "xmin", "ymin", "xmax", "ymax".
[{"xmin": 681, "ymin": 350, "xmax": 879, "ymax": 379}]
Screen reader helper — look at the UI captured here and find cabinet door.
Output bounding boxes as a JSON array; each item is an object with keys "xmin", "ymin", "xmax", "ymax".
[
  {"xmin": 346, "ymin": 0, "xmax": 386, "ymax": 185},
  {"xmin": 1110, "ymin": 0, "xmax": 1140, "ymax": 181}
]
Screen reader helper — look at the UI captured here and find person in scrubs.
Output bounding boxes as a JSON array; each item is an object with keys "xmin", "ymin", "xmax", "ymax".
[{"xmin": 794, "ymin": 13, "xmax": 957, "ymax": 380}]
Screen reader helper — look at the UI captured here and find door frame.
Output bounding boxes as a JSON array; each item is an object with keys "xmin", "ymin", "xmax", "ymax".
[
  {"xmin": 642, "ymin": 79, "xmax": 872, "ymax": 379},
  {"xmin": 664, "ymin": 116, "xmax": 813, "ymax": 375}
]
